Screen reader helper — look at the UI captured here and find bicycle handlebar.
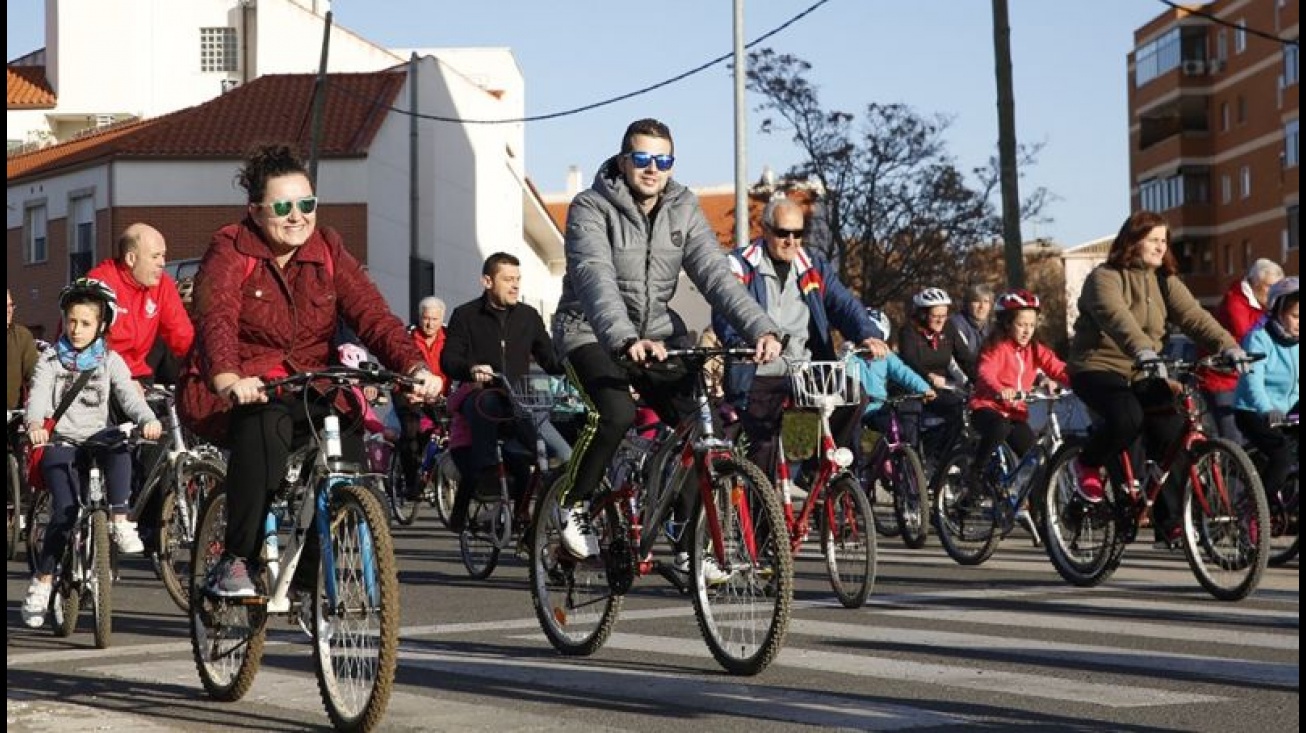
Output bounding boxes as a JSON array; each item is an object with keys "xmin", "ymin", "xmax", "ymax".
[
  {"xmin": 1137, "ymin": 352, "xmax": 1266, "ymax": 376},
  {"xmin": 262, "ymin": 363, "xmax": 423, "ymax": 395}
]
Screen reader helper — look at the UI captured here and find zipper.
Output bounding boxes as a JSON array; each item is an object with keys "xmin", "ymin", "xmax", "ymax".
[{"xmin": 639, "ymin": 214, "xmax": 652, "ymax": 339}]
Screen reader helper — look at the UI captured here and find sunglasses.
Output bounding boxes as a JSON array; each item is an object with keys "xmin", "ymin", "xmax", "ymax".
[
  {"xmin": 258, "ymin": 196, "xmax": 319, "ymax": 218},
  {"xmin": 768, "ymin": 226, "xmax": 804, "ymax": 240},
  {"xmin": 627, "ymin": 151, "xmax": 675, "ymax": 171}
]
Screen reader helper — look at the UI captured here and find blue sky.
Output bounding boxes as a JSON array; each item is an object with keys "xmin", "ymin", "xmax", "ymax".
[{"xmin": 6, "ymin": 0, "xmax": 1169, "ymax": 247}]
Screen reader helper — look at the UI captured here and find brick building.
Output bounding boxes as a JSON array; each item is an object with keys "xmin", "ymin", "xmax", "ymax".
[{"xmin": 1128, "ymin": 0, "xmax": 1299, "ymax": 303}]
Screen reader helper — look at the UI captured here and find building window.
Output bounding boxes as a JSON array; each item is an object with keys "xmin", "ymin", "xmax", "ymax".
[
  {"xmin": 200, "ymin": 27, "xmax": 238, "ymax": 73},
  {"xmin": 1220, "ymin": 174, "xmax": 1232, "ymax": 204},
  {"xmin": 1288, "ymin": 119, "xmax": 1301, "ymax": 168},
  {"xmin": 1134, "ymin": 28, "xmax": 1182, "ymax": 86},
  {"xmin": 1240, "ymin": 165, "xmax": 1252, "ymax": 198},
  {"xmin": 25, "ymin": 205, "xmax": 47, "ymax": 264},
  {"xmin": 1287, "ymin": 205, "xmax": 1300, "ymax": 252},
  {"xmin": 1287, "ymin": 43, "xmax": 1300, "ymax": 86},
  {"xmin": 1235, "ymin": 20, "xmax": 1247, "ymax": 53},
  {"xmin": 1242, "ymin": 241, "xmax": 1252, "ymax": 272},
  {"xmin": 1220, "ymin": 101, "xmax": 1230, "ymax": 131},
  {"xmin": 1236, "ymin": 95, "xmax": 1247, "ymax": 124},
  {"xmin": 1224, "ymin": 244, "xmax": 1236, "ymax": 275},
  {"xmin": 1217, "ymin": 30, "xmax": 1228, "ymax": 60},
  {"xmin": 69, "ymin": 196, "xmax": 95, "ymax": 279}
]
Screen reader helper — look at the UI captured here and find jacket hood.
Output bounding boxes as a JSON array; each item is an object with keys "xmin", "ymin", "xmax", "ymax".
[{"xmin": 593, "ymin": 155, "xmax": 692, "ymax": 225}]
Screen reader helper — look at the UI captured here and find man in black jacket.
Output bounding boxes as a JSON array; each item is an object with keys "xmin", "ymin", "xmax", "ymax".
[{"xmin": 440, "ymin": 252, "xmax": 563, "ymax": 532}]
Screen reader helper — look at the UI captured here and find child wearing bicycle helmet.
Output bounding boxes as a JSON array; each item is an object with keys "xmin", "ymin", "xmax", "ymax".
[
  {"xmin": 21, "ymin": 278, "xmax": 163, "ymax": 628},
  {"xmin": 1234, "ymin": 276, "xmax": 1299, "ymax": 503},
  {"xmin": 897, "ymin": 287, "xmax": 971, "ymax": 462},
  {"xmin": 967, "ymin": 290, "xmax": 1070, "ymax": 492}
]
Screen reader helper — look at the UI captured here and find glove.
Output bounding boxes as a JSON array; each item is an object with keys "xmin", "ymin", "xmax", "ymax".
[
  {"xmin": 1135, "ymin": 349, "xmax": 1167, "ymax": 380},
  {"xmin": 1221, "ymin": 347, "xmax": 1252, "ymax": 375},
  {"xmin": 1266, "ymin": 410, "xmax": 1287, "ymax": 427}
]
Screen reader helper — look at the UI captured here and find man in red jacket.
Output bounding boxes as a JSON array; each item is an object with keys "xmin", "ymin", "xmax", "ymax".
[{"xmin": 87, "ymin": 223, "xmax": 195, "ymax": 385}]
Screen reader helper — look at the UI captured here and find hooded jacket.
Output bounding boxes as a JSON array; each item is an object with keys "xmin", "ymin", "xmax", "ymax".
[
  {"xmin": 553, "ymin": 156, "xmax": 775, "ymax": 356},
  {"xmin": 970, "ymin": 339, "xmax": 1069, "ymax": 420}
]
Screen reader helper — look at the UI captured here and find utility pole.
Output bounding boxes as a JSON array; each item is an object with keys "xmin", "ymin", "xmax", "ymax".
[
  {"xmin": 991, "ymin": 0, "xmax": 1025, "ymax": 288},
  {"xmin": 733, "ymin": 0, "xmax": 749, "ymax": 249},
  {"xmin": 307, "ymin": 10, "xmax": 334, "ymax": 184}
]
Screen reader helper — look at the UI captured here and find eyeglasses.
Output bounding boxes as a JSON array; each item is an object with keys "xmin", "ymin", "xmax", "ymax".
[
  {"xmin": 627, "ymin": 151, "xmax": 675, "ymax": 171},
  {"xmin": 768, "ymin": 226, "xmax": 804, "ymax": 240},
  {"xmin": 258, "ymin": 196, "xmax": 319, "ymax": 218}
]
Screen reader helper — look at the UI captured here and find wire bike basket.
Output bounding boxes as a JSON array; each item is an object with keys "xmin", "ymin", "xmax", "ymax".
[
  {"xmin": 789, "ymin": 360, "xmax": 863, "ymax": 411},
  {"xmin": 510, "ymin": 373, "xmax": 558, "ymax": 415}
]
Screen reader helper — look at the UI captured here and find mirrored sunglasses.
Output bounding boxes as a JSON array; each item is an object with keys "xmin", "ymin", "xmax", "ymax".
[
  {"xmin": 260, "ymin": 196, "xmax": 319, "ymax": 218},
  {"xmin": 627, "ymin": 151, "xmax": 675, "ymax": 171}
]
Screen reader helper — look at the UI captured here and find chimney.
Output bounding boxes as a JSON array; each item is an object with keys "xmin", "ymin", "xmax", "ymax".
[{"xmin": 566, "ymin": 165, "xmax": 583, "ymax": 196}]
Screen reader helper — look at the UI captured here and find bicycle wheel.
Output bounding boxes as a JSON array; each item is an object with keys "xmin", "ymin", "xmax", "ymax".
[
  {"xmin": 1180, "ymin": 438, "xmax": 1270, "ymax": 601},
  {"xmin": 860, "ymin": 455, "xmax": 901, "ymax": 538},
  {"xmin": 528, "ymin": 475, "xmax": 621, "ymax": 656},
  {"xmin": 312, "ymin": 482, "xmax": 400, "ymax": 732},
  {"xmin": 892, "ymin": 447, "xmax": 930, "ymax": 549},
  {"xmin": 1038, "ymin": 440, "xmax": 1125, "ymax": 586},
  {"xmin": 7, "ymin": 453, "xmax": 21, "ymax": 561},
  {"xmin": 433, "ymin": 452, "xmax": 459, "ymax": 529},
  {"xmin": 189, "ymin": 489, "xmax": 267, "ymax": 701},
  {"xmin": 52, "ymin": 537, "xmax": 80, "ymax": 638},
  {"xmin": 932, "ymin": 452, "xmax": 1000, "ymax": 566},
  {"xmin": 387, "ymin": 450, "xmax": 420, "ymax": 527},
  {"xmin": 459, "ymin": 494, "xmax": 504, "ymax": 579},
  {"xmin": 158, "ymin": 458, "xmax": 224, "ymax": 612},
  {"xmin": 26, "ymin": 489, "xmax": 51, "ymax": 574},
  {"xmin": 90, "ymin": 511, "xmax": 112, "ymax": 648},
  {"xmin": 819, "ymin": 474, "xmax": 876, "ymax": 608},
  {"xmin": 690, "ymin": 456, "xmax": 792, "ymax": 676},
  {"xmin": 1268, "ymin": 468, "xmax": 1299, "ymax": 567}
]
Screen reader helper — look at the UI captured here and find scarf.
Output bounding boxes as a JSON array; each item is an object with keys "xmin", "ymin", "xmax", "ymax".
[
  {"xmin": 1267, "ymin": 319, "xmax": 1298, "ymax": 346},
  {"xmin": 56, "ymin": 335, "xmax": 108, "ymax": 372}
]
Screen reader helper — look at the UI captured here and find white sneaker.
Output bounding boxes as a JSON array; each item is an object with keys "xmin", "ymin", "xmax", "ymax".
[
  {"xmin": 22, "ymin": 579, "xmax": 52, "ymax": 629},
  {"xmin": 558, "ymin": 506, "xmax": 599, "ymax": 559},
  {"xmin": 111, "ymin": 519, "xmax": 145, "ymax": 554},
  {"xmin": 672, "ymin": 551, "xmax": 731, "ymax": 585}
]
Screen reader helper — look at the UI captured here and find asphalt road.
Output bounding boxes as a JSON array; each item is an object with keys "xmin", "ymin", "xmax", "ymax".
[{"xmin": 7, "ymin": 511, "xmax": 1298, "ymax": 732}]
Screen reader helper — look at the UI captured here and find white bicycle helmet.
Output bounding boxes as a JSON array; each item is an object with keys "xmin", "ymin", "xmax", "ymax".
[
  {"xmin": 1268, "ymin": 276, "xmax": 1299, "ymax": 315},
  {"xmin": 912, "ymin": 287, "xmax": 952, "ymax": 310},
  {"xmin": 865, "ymin": 307, "xmax": 891, "ymax": 341}
]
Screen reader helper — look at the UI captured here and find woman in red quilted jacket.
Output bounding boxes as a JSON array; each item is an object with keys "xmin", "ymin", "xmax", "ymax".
[{"xmin": 191, "ymin": 143, "xmax": 443, "ymax": 598}]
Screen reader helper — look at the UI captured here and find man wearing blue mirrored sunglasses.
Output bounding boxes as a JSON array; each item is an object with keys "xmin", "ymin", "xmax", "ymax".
[{"xmin": 549, "ymin": 117, "xmax": 783, "ymax": 560}]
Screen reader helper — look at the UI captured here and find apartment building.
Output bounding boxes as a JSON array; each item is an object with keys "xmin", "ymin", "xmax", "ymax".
[{"xmin": 1128, "ymin": 0, "xmax": 1298, "ymax": 302}]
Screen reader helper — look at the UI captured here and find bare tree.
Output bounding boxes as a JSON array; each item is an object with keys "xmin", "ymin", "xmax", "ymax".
[{"xmin": 746, "ymin": 49, "xmax": 1050, "ymax": 308}]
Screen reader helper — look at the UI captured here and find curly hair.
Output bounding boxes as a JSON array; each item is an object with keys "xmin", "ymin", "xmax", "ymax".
[
  {"xmin": 235, "ymin": 143, "xmax": 310, "ymax": 204},
  {"xmin": 1105, "ymin": 210, "xmax": 1178, "ymax": 276}
]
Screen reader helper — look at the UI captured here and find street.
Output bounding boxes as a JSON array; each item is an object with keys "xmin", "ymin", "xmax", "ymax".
[{"xmin": 7, "ymin": 513, "xmax": 1299, "ymax": 732}]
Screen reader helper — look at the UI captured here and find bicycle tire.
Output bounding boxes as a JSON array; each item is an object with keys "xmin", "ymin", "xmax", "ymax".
[
  {"xmin": 528, "ymin": 475, "xmax": 622, "ymax": 657},
  {"xmin": 433, "ymin": 452, "xmax": 459, "ymax": 529},
  {"xmin": 90, "ymin": 511, "xmax": 112, "ymax": 648},
  {"xmin": 7, "ymin": 453, "xmax": 21, "ymax": 561},
  {"xmin": 932, "ymin": 452, "xmax": 1000, "ymax": 566},
  {"xmin": 53, "ymin": 581, "xmax": 79, "ymax": 638},
  {"xmin": 892, "ymin": 447, "xmax": 930, "ymax": 549},
  {"xmin": 1180, "ymin": 438, "xmax": 1271, "ymax": 601},
  {"xmin": 860, "ymin": 455, "xmax": 901, "ymax": 538},
  {"xmin": 819, "ymin": 474, "xmax": 876, "ymax": 608},
  {"xmin": 26, "ymin": 489, "xmax": 51, "ymax": 575},
  {"xmin": 690, "ymin": 456, "xmax": 792, "ymax": 676},
  {"xmin": 158, "ymin": 458, "xmax": 224, "ymax": 612},
  {"xmin": 1268, "ymin": 468, "xmax": 1299, "ymax": 568},
  {"xmin": 387, "ymin": 450, "xmax": 421, "ymax": 526},
  {"xmin": 459, "ymin": 495, "xmax": 504, "ymax": 579},
  {"xmin": 312, "ymin": 482, "xmax": 400, "ymax": 732},
  {"xmin": 1038, "ymin": 440, "xmax": 1125, "ymax": 587},
  {"xmin": 189, "ymin": 489, "xmax": 267, "ymax": 702}
]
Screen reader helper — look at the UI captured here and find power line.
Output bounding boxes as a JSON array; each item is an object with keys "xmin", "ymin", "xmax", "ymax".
[
  {"xmin": 1154, "ymin": 0, "xmax": 1299, "ymax": 46},
  {"xmin": 328, "ymin": 0, "xmax": 832, "ymax": 125}
]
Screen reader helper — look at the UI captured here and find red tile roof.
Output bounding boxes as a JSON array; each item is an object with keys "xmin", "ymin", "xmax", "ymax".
[
  {"xmin": 8, "ymin": 71, "xmax": 406, "ymax": 182},
  {"xmin": 7, "ymin": 65, "xmax": 56, "ymax": 108}
]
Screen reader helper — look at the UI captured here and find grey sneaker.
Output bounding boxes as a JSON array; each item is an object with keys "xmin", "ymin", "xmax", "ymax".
[{"xmin": 207, "ymin": 556, "xmax": 258, "ymax": 598}]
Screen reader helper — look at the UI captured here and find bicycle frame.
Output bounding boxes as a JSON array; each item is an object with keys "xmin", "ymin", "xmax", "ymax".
[{"xmin": 773, "ymin": 400, "xmax": 857, "ymax": 554}]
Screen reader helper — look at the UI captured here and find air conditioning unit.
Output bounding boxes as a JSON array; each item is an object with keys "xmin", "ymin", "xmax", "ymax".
[
  {"xmin": 1181, "ymin": 59, "xmax": 1207, "ymax": 76},
  {"xmin": 1207, "ymin": 58, "xmax": 1225, "ymax": 73}
]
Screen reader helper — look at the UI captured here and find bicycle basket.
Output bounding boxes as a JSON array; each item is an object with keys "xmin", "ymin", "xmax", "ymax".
[
  {"xmin": 510, "ymin": 374, "xmax": 557, "ymax": 413},
  {"xmin": 789, "ymin": 360, "xmax": 863, "ymax": 409}
]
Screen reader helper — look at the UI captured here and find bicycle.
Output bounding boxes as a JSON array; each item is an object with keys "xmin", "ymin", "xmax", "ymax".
[
  {"xmin": 529, "ymin": 344, "xmax": 793, "ymax": 676},
  {"xmin": 857, "ymin": 394, "xmax": 932, "ymax": 548},
  {"xmin": 125, "ymin": 385, "xmax": 227, "ymax": 611},
  {"xmin": 932, "ymin": 389, "xmax": 1075, "ymax": 566},
  {"xmin": 7, "ymin": 410, "xmax": 28, "ymax": 560},
  {"xmin": 188, "ymin": 364, "xmax": 419, "ymax": 731},
  {"xmin": 1038, "ymin": 354, "xmax": 1271, "ymax": 601},
  {"xmin": 31, "ymin": 424, "xmax": 138, "ymax": 647},
  {"xmin": 1248, "ymin": 413, "xmax": 1298, "ymax": 567},
  {"xmin": 382, "ymin": 402, "xmax": 457, "ymax": 528},
  {"xmin": 770, "ymin": 356, "xmax": 876, "ymax": 607}
]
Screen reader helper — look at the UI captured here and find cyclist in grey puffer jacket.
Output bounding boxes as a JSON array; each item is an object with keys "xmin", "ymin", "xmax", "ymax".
[{"xmin": 551, "ymin": 117, "xmax": 782, "ymax": 559}]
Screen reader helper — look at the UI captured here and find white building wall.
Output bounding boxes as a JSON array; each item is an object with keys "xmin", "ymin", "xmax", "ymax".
[
  {"xmin": 112, "ymin": 159, "xmax": 369, "ymax": 207},
  {"xmin": 6, "ymin": 166, "xmax": 109, "ymax": 227}
]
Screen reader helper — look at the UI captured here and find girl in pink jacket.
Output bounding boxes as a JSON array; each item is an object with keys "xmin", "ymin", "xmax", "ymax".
[{"xmin": 967, "ymin": 290, "xmax": 1070, "ymax": 490}]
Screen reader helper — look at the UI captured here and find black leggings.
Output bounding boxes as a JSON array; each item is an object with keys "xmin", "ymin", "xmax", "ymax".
[
  {"xmin": 969, "ymin": 408, "xmax": 1035, "ymax": 478},
  {"xmin": 1235, "ymin": 408, "xmax": 1297, "ymax": 501}
]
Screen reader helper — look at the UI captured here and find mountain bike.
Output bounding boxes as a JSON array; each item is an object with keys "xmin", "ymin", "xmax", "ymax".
[
  {"xmin": 1039, "ymin": 354, "xmax": 1270, "ymax": 601},
  {"xmin": 189, "ymin": 364, "xmax": 418, "ymax": 731},
  {"xmin": 932, "ymin": 390, "xmax": 1074, "ymax": 566},
  {"xmin": 770, "ymin": 357, "xmax": 876, "ymax": 608},
  {"xmin": 529, "ymin": 344, "xmax": 793, "ymax": 676},
  {"xmin": 857, "ymin": 394, "xmax": 931, "ymax": 548}
]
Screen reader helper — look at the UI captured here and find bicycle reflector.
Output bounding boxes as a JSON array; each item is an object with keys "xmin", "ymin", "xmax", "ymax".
[{"xmin": 828, "ymin": 447, "xmax": 855, "ymax": 469}]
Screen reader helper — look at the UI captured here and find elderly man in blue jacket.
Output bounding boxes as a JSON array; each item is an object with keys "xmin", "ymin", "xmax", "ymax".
[{"xmin": 713, "ymin": 197, "xmax": 888, "ymax": 482}]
